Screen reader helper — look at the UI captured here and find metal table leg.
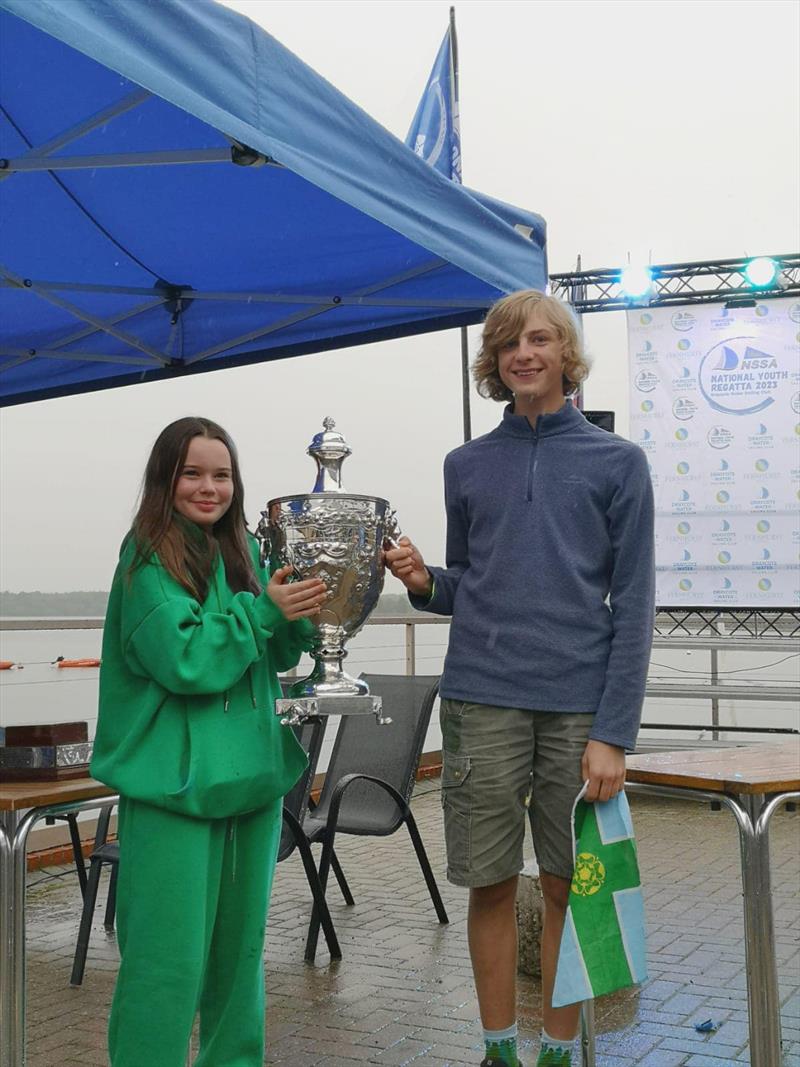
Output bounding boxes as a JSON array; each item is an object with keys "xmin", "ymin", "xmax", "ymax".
[
  {"xmin": 736, "ymin": 790, "xmax": 799, "ymax": 1067},
  {"xmin": 580, "ymin": 999, "xmax": 595, "ymax": 1067},
  {"xmin": 625, "ymin": 782, "xmax": 795, "ymax": 1067},
  {"xmin": 737, "ymin": 794, "xmax": 778, "ymax": 1067},
  {"xmin": 5, "ymin": 796, "xmax": 117, "ymax": 1067},
  {"xmin": 0, "ymin": 811, "xmax": 18, "ymax": 1067},
  {"xmin": 747, "ymin": 791, "xmax": 800, "ymax": 1067}
]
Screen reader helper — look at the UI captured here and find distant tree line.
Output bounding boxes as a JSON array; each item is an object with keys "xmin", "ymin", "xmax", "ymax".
[
  {"xmin": 0, "ymin": 589, "xmax": 415, "ymax": 618},
  {"xmin": 371, "ymin": 592, "xmax": 416, "ymax": 617},
  {"xmin": 0, "ymin": 591, "xmax": 109, "ymax": 617}
]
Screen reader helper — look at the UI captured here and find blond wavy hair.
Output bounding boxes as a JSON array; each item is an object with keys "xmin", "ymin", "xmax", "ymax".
[{"xmin": 473, "ymin": 290, "xmax": 589, "ymax": 401}]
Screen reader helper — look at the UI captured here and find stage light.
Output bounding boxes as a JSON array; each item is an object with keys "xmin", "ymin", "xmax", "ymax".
[
  {"xmin": 620, "ymin": 264, "xmax": 654, "ymax": 301},
  {"xmin": 743, "ymin": 257, "xmax": 779, "ymax": 288}
]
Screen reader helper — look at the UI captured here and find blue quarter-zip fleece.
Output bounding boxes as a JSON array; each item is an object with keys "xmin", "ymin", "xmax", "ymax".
[{"xmin": 412, "ymin": 402, "xmax": 655, "ymax": 751}]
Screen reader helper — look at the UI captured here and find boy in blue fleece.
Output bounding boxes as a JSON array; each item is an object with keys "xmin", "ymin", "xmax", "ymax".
[{"xmin": 386, "ymin": 291, "xmax": 655, "ymax": 1067}]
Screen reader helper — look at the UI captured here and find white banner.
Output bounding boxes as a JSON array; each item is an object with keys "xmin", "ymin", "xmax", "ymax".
[{"xmin": 628, "ymin": 297, "xmax": 800, "ymax": 607}]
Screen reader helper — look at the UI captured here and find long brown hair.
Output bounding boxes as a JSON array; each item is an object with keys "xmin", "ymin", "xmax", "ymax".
[
  {"xmin": 130, "ymin": 417, "xmax": 261, "ymax": 601},
  {"xmin": 473, "ymin": 290, "xmax": 590, "ymax": 401}
]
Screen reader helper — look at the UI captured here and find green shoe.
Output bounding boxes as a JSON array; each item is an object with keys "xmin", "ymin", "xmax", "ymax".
[
  {"xmin": 480, "ymin": 1059, "xmax": 524, "ymax": 1067},
  {"xmin": 535, "ymin": 1047, "xmax": 571, "ymax": 1067}
]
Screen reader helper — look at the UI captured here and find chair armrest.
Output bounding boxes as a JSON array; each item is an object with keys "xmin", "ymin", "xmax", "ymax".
[
  {"xmin": 92, "ymin": 801, "xmax": 117, "ymax": 849},
  {"xmin": 325, "ymin": 773, "xmax": 409, "ymax": 836}
]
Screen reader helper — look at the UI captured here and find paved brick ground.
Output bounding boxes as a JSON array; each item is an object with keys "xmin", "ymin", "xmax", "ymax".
[{"xmin": 22, "ymin": 784, "xmax": 800, "ymax": 1066}]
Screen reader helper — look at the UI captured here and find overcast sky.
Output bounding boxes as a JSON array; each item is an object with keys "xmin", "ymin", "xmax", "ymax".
[{"xmin": 1, "ymin": 0, "xmax": 798, "ymax": 593}]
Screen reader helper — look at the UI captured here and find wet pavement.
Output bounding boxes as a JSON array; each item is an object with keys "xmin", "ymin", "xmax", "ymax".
[{"xmin": 23, "ymin": 782, "xmax": 800, "ymax": 1066}]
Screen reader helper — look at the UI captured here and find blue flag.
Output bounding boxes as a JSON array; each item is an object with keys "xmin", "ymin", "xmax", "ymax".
[
  {"xmin": 552, "ymin": 788, "xmax": 648, "ymax": 1008},
  {"xmin": 405, "ymin": 24, "xmax": 462, "ymax": 183}
]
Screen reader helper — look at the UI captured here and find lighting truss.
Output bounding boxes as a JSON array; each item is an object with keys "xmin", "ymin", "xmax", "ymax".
[
  {"xmin": 655, "ymin": 608, "xmax": 800, "ymax": 638},
  {"xmin": 549, "ymin": 254, "xmax": 800, "ymax": 313},
  {"xmin": 555, "ymin": 256, "xmax": 800, "ymax": 628}
]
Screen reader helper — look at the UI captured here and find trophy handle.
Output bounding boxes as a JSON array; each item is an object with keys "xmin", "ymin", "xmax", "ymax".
[
  {"xmin": 256, "ymin": 511, "xmax": 305, "ymax": 579},
  {"xmin": 255, "ymin": 513, "xmax": 271, "ymax": 567},
  {"xmin": 383, "ymin": 508, "xmax": 403, "ymax": 550}
]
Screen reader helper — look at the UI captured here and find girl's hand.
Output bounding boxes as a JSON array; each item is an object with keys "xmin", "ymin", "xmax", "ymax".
[{"xmin": 267, "ymin": 566, "xmax": 327, "ymax": 621}]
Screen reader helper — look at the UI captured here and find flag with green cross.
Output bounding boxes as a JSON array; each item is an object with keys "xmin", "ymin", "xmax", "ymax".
[{"xmin": 552, "ymin": 788, "xmax": 647, "ymax": 1008}]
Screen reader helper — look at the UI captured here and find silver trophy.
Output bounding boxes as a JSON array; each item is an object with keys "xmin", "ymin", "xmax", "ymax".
[{"xmin": 257, "ymin": 418, "xmax": 399, "ymax": 724}]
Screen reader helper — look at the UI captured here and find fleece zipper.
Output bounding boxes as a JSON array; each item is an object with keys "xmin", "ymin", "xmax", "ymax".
[{"xmin": 526, "ymin": 424, "xmax": 540, "ymax": 502}]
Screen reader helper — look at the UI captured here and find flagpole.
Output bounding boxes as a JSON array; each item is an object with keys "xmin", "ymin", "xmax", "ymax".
[{"xmin": 449, "ymin": 7, "xmax": 472, "ymax": 444}]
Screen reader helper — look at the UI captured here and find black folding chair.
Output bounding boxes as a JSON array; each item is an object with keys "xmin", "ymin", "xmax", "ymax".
[
  {"xmin": 277, "ymin": 716, "xmax": 342, "ymax": 960},
  {"xmin": 45, "ymin": 812, "xmax": 89, "ymax": 896},
  {"xmin": 70, "ymin": 802, "xmax": 118, "ymax": 986},
  {"xmin": 71, "ymin": 714, "xmax": 344, "ymax": 983},
  {"xmin": 303, "ymin": 673, "xmax": 448, "ymax": 961}
]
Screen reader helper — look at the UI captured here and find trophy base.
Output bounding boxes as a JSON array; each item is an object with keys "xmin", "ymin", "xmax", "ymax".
[
  {"xmin": 275, "ymin": 695, "xmax": 392, "ymax": 726},
  {"xmin": 284, "ymin": 671, "xmax": 368, "ymax": 700}
]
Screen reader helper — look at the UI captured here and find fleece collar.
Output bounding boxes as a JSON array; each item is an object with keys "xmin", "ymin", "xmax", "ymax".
[{"xmin": 498, "ymin": 400, "xmax": 586, "ymax": 439}]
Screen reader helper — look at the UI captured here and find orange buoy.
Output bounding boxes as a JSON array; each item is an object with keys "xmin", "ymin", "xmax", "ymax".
[
  {"xmin": 0, "ymin": 661, "xmax": 20, "ymax": 670},
  {"xmin": 54, "ymin": 658, "xmax": 101, "ymax": 669}
]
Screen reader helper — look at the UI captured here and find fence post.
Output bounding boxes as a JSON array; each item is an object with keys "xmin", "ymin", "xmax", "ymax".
[
  {"xmin": 405, "ymin": 622, "xmax": 416, "ymax": 677},
  {"xmin": 711, "ymin": 647, "xmax": 719, "ymax": 740}
]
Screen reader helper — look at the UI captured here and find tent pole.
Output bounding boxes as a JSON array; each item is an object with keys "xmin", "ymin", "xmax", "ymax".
[
  {"xmin": 572, "ymin": 253, "xmax": 586, "ymax": 410},
  {"xmin": 460, "ymin": 325, "xmax": 471, "ymax": 442}
]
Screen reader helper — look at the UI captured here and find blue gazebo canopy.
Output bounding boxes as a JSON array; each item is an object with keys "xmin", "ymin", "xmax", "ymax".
[{"xmin": 0, "ymin": 0, "xmax": 546, "ymax": 406}]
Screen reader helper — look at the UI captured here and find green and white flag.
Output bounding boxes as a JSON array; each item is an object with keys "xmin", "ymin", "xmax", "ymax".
[{"xmin": 552, "ymin": 787, "xmax": 648, "ymax": 1007}]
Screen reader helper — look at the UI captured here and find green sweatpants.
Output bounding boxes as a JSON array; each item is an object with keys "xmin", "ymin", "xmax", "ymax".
[{"xmin": 109, "ymin": 797, "xmax": 282, "ymax": 1067}]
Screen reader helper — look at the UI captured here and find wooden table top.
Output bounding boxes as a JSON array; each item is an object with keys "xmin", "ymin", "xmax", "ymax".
[
  {"xmin": 0, "ymin": 776, "xmax": 113, "ymax": 812},
  {"xmin": 2, "ymin": 745, "xmax": 798, "ymax": 809},
  {"xmin": 626, "ymin": 740, "xmax": 800, "ymax": 795}
]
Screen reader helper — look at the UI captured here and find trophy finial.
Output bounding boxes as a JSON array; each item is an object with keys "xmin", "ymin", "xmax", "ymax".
[{"xmin": 307, "ymin": 417, "xmax": 352, "ymax": 492}]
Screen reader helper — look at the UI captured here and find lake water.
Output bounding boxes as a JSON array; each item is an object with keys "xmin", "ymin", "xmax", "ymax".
[
  {"xmin": 2, "ymin": 621, "xmax": 798, "ymax": 771},
  {"xmin": 0, "ymin": 620, "xmax": 450, "ymax": 772}
]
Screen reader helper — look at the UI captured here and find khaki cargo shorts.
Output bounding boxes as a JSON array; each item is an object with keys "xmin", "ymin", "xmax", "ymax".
[{"xmin": 439, "ymin": 699, "xmax": 594, "ymax": 887}]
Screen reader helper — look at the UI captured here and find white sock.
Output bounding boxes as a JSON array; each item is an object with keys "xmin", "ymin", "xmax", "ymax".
[{"xmin": 540, "ymin": 1028, "xmax": 573, "ymax": 1052}]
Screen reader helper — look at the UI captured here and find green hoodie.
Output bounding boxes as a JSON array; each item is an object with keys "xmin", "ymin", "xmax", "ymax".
[{"xmin": 91, "ymin": 533, "xmax": 309, "ymax": 819}]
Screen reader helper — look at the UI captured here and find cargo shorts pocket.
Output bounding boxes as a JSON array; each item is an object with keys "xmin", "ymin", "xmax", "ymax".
[
  {"xmin": 442, "ymin": 752, "xmax": 471, "ymax": 796},
  {"xmin": 441, "ymin": 751, "xmax": 472, "ymax": 877}
]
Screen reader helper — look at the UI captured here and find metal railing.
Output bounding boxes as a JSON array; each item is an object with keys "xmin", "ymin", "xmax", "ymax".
[
  {"xmin": 2, "ymin": 615, "xmax": 798, "ymax": 739},
  {"xmin": 646, "ymin": 635, "xmax": 799, "ymax": 740}
]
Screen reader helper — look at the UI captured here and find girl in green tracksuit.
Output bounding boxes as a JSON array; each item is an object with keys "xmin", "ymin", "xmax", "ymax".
[{"xmin": 91, "ymin": 416, "xmax": 327, "ymax": 1067}]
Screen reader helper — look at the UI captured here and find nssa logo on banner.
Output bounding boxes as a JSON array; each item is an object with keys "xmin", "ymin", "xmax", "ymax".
[
  {"xmin": 635, "ymin": 370, "xmax": 659, "ymax": 392},
  {"xmin": 671, "ymin": 311, "xmax": 696, "ymax": 332},
  {"xmin": 707, "ymin": 426, "xmax": 734, "ymax": 449},
  {"xmin": 698, "ymin": 337, "xmax": 788, "ymax": 416},
  {"xmin": 672, "ymin": 397, "xmax": 697, "ymax": 420}
]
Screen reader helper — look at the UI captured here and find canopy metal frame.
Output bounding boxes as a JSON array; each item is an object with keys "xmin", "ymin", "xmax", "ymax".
[
  {"xmin": 0, "ymin": 86, "xmax": 497, "ymax": 378},
  {"xmin": 0, "ymin": 254, "xmax": 482, "ymax": 375}
]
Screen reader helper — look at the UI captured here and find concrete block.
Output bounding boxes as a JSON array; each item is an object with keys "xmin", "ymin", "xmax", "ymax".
[{"xmin": 516, "ymin": 858, "xmax": 544, "ymax": 977}]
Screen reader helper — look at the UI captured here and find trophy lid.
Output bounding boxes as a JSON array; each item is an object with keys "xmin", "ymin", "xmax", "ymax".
[{"xmin": 307, "ymin": 416, "xmax": 351, "ymax": 492}]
